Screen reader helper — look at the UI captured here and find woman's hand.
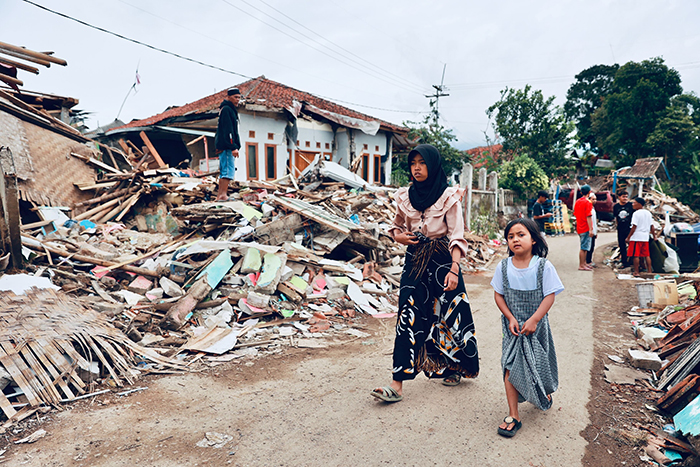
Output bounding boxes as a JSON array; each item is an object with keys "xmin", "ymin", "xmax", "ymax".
[
  {"xmin": 508, "ymin": 317, "xmax": 520, "ymax": 336},
  {"xmin": 443, "ymin": 268, "xmax": 459, "ymax": 291},
  {"xmin": 394, "ymin": 231, "xmax": 419, "ymax": 245},
  {"xmin": 521, "ymin": 317, "xmax": 539, "ymax": 335}
]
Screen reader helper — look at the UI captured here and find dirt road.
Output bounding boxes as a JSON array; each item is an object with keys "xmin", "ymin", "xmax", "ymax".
[{"xmin": 7, "ymin": 233, "xmax": 616, "ymax": 466}]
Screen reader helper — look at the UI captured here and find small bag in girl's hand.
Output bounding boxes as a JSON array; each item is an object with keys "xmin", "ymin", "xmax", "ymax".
[{"xmin": 412, "ymin": 231, "xmax": 430, "ymax": 243}]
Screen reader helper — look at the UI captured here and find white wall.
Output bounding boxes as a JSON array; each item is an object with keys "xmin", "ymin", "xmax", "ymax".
[
  {"xmin": 236, "ymin": 113, "xmax": 288, "ymax": 182},
  {"xmin": 231, "ymin": 112, "xmax": 393, "ymax": 185}
]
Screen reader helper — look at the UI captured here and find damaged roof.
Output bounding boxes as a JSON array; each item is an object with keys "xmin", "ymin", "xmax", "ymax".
[
  {"xmin": 112, "ymin": 76, "xmax": 408, "ymax": 134},
  {"xmin": 617, "ymin": 157, "xmax": 663, "ymax": 179}
]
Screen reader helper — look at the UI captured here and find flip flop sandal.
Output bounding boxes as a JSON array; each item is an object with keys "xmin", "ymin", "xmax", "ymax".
[
  {"xmin": 370, "ymin": 386, "xmax": 403, "ymax": 403},
  {"xmin": 442, "ymin": 374, "xmax": 461, "ymax": 386},
  {"xmin": 497, "ymin": 416, "xmax": 522, "ymax": 438}
]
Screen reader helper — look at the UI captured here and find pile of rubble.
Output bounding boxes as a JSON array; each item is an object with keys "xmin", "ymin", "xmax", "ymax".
[
  {"xmin": 606, "ymin": 279, "xmax": 700, "ymax": 464},
  {"xmin": 1, "ymin": 152, "xmax": 499, "ymax": 429}
]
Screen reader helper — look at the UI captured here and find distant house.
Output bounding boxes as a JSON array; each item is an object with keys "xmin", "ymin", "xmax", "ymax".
[
  {"xmin": 103, "ymin": 76, "xmax": 409, "ymax": 185},
  {"xmin": 465, "ymin": 144, "xmax": 503, "ymax": 169}
]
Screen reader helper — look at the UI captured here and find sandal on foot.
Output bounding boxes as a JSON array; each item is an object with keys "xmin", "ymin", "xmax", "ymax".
[
  {"xmin": 442, "ymin": 374, "xmax": 461, "ymax": 386},
  {"xmin": 497, "ymin": 416, "xmax": 522, "ymax": 438},
  {"xmin": 370, "ymin": 386, "xmax": 403, "ymax": 403}
]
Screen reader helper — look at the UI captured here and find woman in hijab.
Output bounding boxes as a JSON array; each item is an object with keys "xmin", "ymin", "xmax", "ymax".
[{"xmin": 371, "ymin": 144, "xmax": 479, "ymax": 402}]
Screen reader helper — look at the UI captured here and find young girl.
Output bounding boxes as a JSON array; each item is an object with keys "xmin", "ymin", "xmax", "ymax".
[
  {"xmin": 371, "ymin": 144, "xmax": 479, "ymax": 403},
  {"xmin": 490, "ymin": 218, "xmax": 564, "ymax": 437}
]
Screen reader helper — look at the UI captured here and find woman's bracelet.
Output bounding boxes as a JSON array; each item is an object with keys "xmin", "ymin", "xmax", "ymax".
[{"xmin": 448, "ymin": 270, "xmax": 459, "ymax": 277}]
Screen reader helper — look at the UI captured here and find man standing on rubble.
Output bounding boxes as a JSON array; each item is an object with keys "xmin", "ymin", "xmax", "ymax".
[{"xmin": 215, "ymin": 87, "xmax": 242, "ymax": 201}]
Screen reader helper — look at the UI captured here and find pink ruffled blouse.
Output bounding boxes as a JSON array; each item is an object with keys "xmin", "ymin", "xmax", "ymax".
[{"xmin": 389, "ymin": 186, "xmax": 469, "ymax": 257}]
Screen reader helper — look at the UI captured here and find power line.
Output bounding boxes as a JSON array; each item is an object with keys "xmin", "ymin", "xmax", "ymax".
[
  {"xmin": 20, "ymin": 0, "xmax": 425, "ymax": 115},
  {"xmin": 252, "ymin": 0, "xmax": 426, "ymax": 92},
  {"xmin": 219, "ymin": 0, "xmax": 425, "ymax": 96},
  {"xmin": 115, "ymin": 0, "xmax": 423, "ymax": 111},
  {"xmin": 21, "ymin": 0, "xmax": 253, "ymax": 79}
]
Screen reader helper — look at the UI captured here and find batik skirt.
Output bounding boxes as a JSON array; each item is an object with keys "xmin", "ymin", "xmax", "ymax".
[{"xmin": 392, "ymin": 236, "xmax": 479, "ymax": 381}]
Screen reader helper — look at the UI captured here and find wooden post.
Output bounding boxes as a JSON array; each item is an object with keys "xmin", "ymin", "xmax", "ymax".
[
  {"xmin": 460, "ymin": 162, "xmax": 473, "ymax": 231},
  {"xmin": 203, "ymin": 136, "xmax": 209, "ymax": 172},
  {"xmin": 139, "ymin": 131, "xmax": 166, "ymax": 168},
  {"xmin": 0, "ymin": 147, "xmax": 23, "ymax": 269}
]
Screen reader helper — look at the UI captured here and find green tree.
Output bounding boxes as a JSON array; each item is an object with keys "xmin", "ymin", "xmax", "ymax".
[
  {"xmin": 591, "ymin": 57, "xmax": 682, "ymax": 166},
  {"xmin": 648, "ymin": 93, "xmax": 700, "ymax": 211},
  {"xmin": 487, "ymin": 85, "xmax": 573, "ymax": 175},
  {"xmin": 498, "ymin": 154, "xmax": 549, "ymax": 199},
  {"xmin": 564, "ymin": 64, "xmax": 619, "ymax": 151}
]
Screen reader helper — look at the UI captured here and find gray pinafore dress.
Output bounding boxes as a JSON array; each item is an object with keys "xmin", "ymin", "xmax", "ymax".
[{"xmin": 500, "ymin": 257, "xmax": 558, "ymax": 411}]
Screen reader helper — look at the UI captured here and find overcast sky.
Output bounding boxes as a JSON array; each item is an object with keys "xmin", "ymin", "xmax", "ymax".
[{"xmin": 2, "ymin": 0, "xmax": 699, "ymax": 149}]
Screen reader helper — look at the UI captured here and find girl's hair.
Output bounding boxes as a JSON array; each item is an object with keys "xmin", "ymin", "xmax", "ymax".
[{"xmin": 503, "ymin": 218, "xmax": 549, "ymax": 258}]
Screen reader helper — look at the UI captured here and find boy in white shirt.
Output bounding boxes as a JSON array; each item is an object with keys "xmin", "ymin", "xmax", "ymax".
[{"xmin": 625, "ymin": 197, "xmax": 657, "ymax": 277}]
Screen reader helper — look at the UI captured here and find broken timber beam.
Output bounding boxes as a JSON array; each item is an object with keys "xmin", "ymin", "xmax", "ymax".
[
  {"xmin": 139, "ymin": 131, "xmax": 166, "ymax": 168},
  {"xmin": 21, "ymin": 238, "xmax": 160, "ymax": 277}
]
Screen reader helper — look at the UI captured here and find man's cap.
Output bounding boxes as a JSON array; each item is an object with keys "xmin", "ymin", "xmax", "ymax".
[
  {"xmin": 635, "ymin": 197, "xmax": 646, "ymax": 206},
  {"xmin": 580, "ymin": 185, "xmax": 591, "ymax": 195},
  {"xmin": 227, "ymin": 88, "xmax": 241, "ymax": 96}
]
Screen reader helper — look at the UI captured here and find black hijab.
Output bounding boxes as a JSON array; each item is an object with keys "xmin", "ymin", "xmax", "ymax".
[{"xmin": 407, "ymin": 144, "xmax": 449, "ymax": 212}]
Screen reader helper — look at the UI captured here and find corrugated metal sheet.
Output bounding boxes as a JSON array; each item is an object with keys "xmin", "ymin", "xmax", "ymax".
[{"xmin": 617, "ymin": 157, "xmax": 662, "ymax": 179}]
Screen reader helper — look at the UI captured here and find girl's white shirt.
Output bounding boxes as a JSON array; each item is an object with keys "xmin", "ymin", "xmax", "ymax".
[{"xmin": 490, "ymin": 256, "xmax": 565, "ymax": 297}]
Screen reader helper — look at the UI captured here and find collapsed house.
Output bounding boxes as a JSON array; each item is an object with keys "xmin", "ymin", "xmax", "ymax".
[{"xmin": 96, "ymin": 76, "xmax": 411, "ymax": 185}]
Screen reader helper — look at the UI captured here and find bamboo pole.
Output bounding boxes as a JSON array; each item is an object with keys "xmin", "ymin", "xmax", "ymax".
[
  {"xmin": 21, "ymin": 238, "xmax": 160, "ymax": 277},
  {"xmin": 0, "ymin": 41, "xmax": 67, "ymax": 66},
  {"xmin": 73, "ymin": 196, "xmax": 123, "ymax": 221},
  {"xmin": 74, "ymin": 187, "xmax": 135, "ymax": 208},
  {"xmin": 0, "ymin": 56, "xmax": 39, "ymax": 74}
]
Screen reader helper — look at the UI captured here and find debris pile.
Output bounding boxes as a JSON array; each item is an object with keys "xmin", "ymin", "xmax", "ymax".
[
  {"xmin": 2, "ymin": 151, "xmax": 500, "ymax": 429},
  {"xmin": 607, "ymin": 278, "xmax": 700, "ymax": 463}
]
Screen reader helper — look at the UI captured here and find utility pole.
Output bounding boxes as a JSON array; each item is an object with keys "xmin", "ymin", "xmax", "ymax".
[{"xmin": 425, "ymin": 64, "xmax": 449, "ymax": 125}]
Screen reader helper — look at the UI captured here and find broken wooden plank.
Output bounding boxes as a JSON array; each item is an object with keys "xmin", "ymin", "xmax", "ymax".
[
  {"xmin": 22, "ymin": 239, "xmax": 161, "ymax": 278},
  {"xmin": 26, "ymin": 341, "xmax": 75, "ymax": 400},
  {"xmin": 272, "ymin": 195, "xmax": 358, "ymax": 235},
  {"xmin": 0, "ymin": 389, "xmax": 17, "ymax": 419},
  {"xmin": 139, "ymin": 131, "xmax": 166, "ymax": 168},
  {"xmin": 0, "ymin": 344, "xmax": 41, "ymax": 407},
  {"xmin": 70, "ymin": 152, "xmax": 124, "ymax": 175}
]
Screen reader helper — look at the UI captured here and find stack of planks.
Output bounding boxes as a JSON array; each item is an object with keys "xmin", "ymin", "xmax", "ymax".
[{"xmin": 0, "ymin": 288, "xmax": 186, "ymax": 422}]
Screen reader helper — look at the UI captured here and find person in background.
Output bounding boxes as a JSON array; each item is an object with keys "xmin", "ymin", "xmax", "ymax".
[
  {"xmin": 573, "ymin": 185, "xmax": 594, "ymax": 271},
  {"xmin": 626, "ymin": 197, "xmax": 658, "ymax": 277},
  {"xmin": 586, "ymin": 192, "xmax": 598, "ymax": 267},
  {"xmin": 215, "ymin": 88, "xmax": 242, "ymax": 201},
  {"xmin": 613, "ymin": 190, "xmax": 634, "ymax": 269},
  {"xmin": 532, "ymin": 190, "xmax": 552, "ymax": 234}
]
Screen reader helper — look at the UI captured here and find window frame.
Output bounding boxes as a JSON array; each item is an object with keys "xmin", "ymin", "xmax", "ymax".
[
  {"xmin": 361, "ymin": 153, "xmax": 370, "ymax": 181},
  {"xmin": 265, "ymin": 144, "xmax": 277, "ymax": 180},
  {"xmin": 246, "ymin": 142, "xmax": 258, "ymax": 180},
  {"xmin": 373, "ymin": 154, "xmax": 381, "ymax": 183}
]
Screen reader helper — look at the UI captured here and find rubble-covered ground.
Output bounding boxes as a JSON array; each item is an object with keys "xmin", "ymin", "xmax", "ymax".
[{"xmin": 4, "ymin": 233, "xmax": 699, "ymax": 466}]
